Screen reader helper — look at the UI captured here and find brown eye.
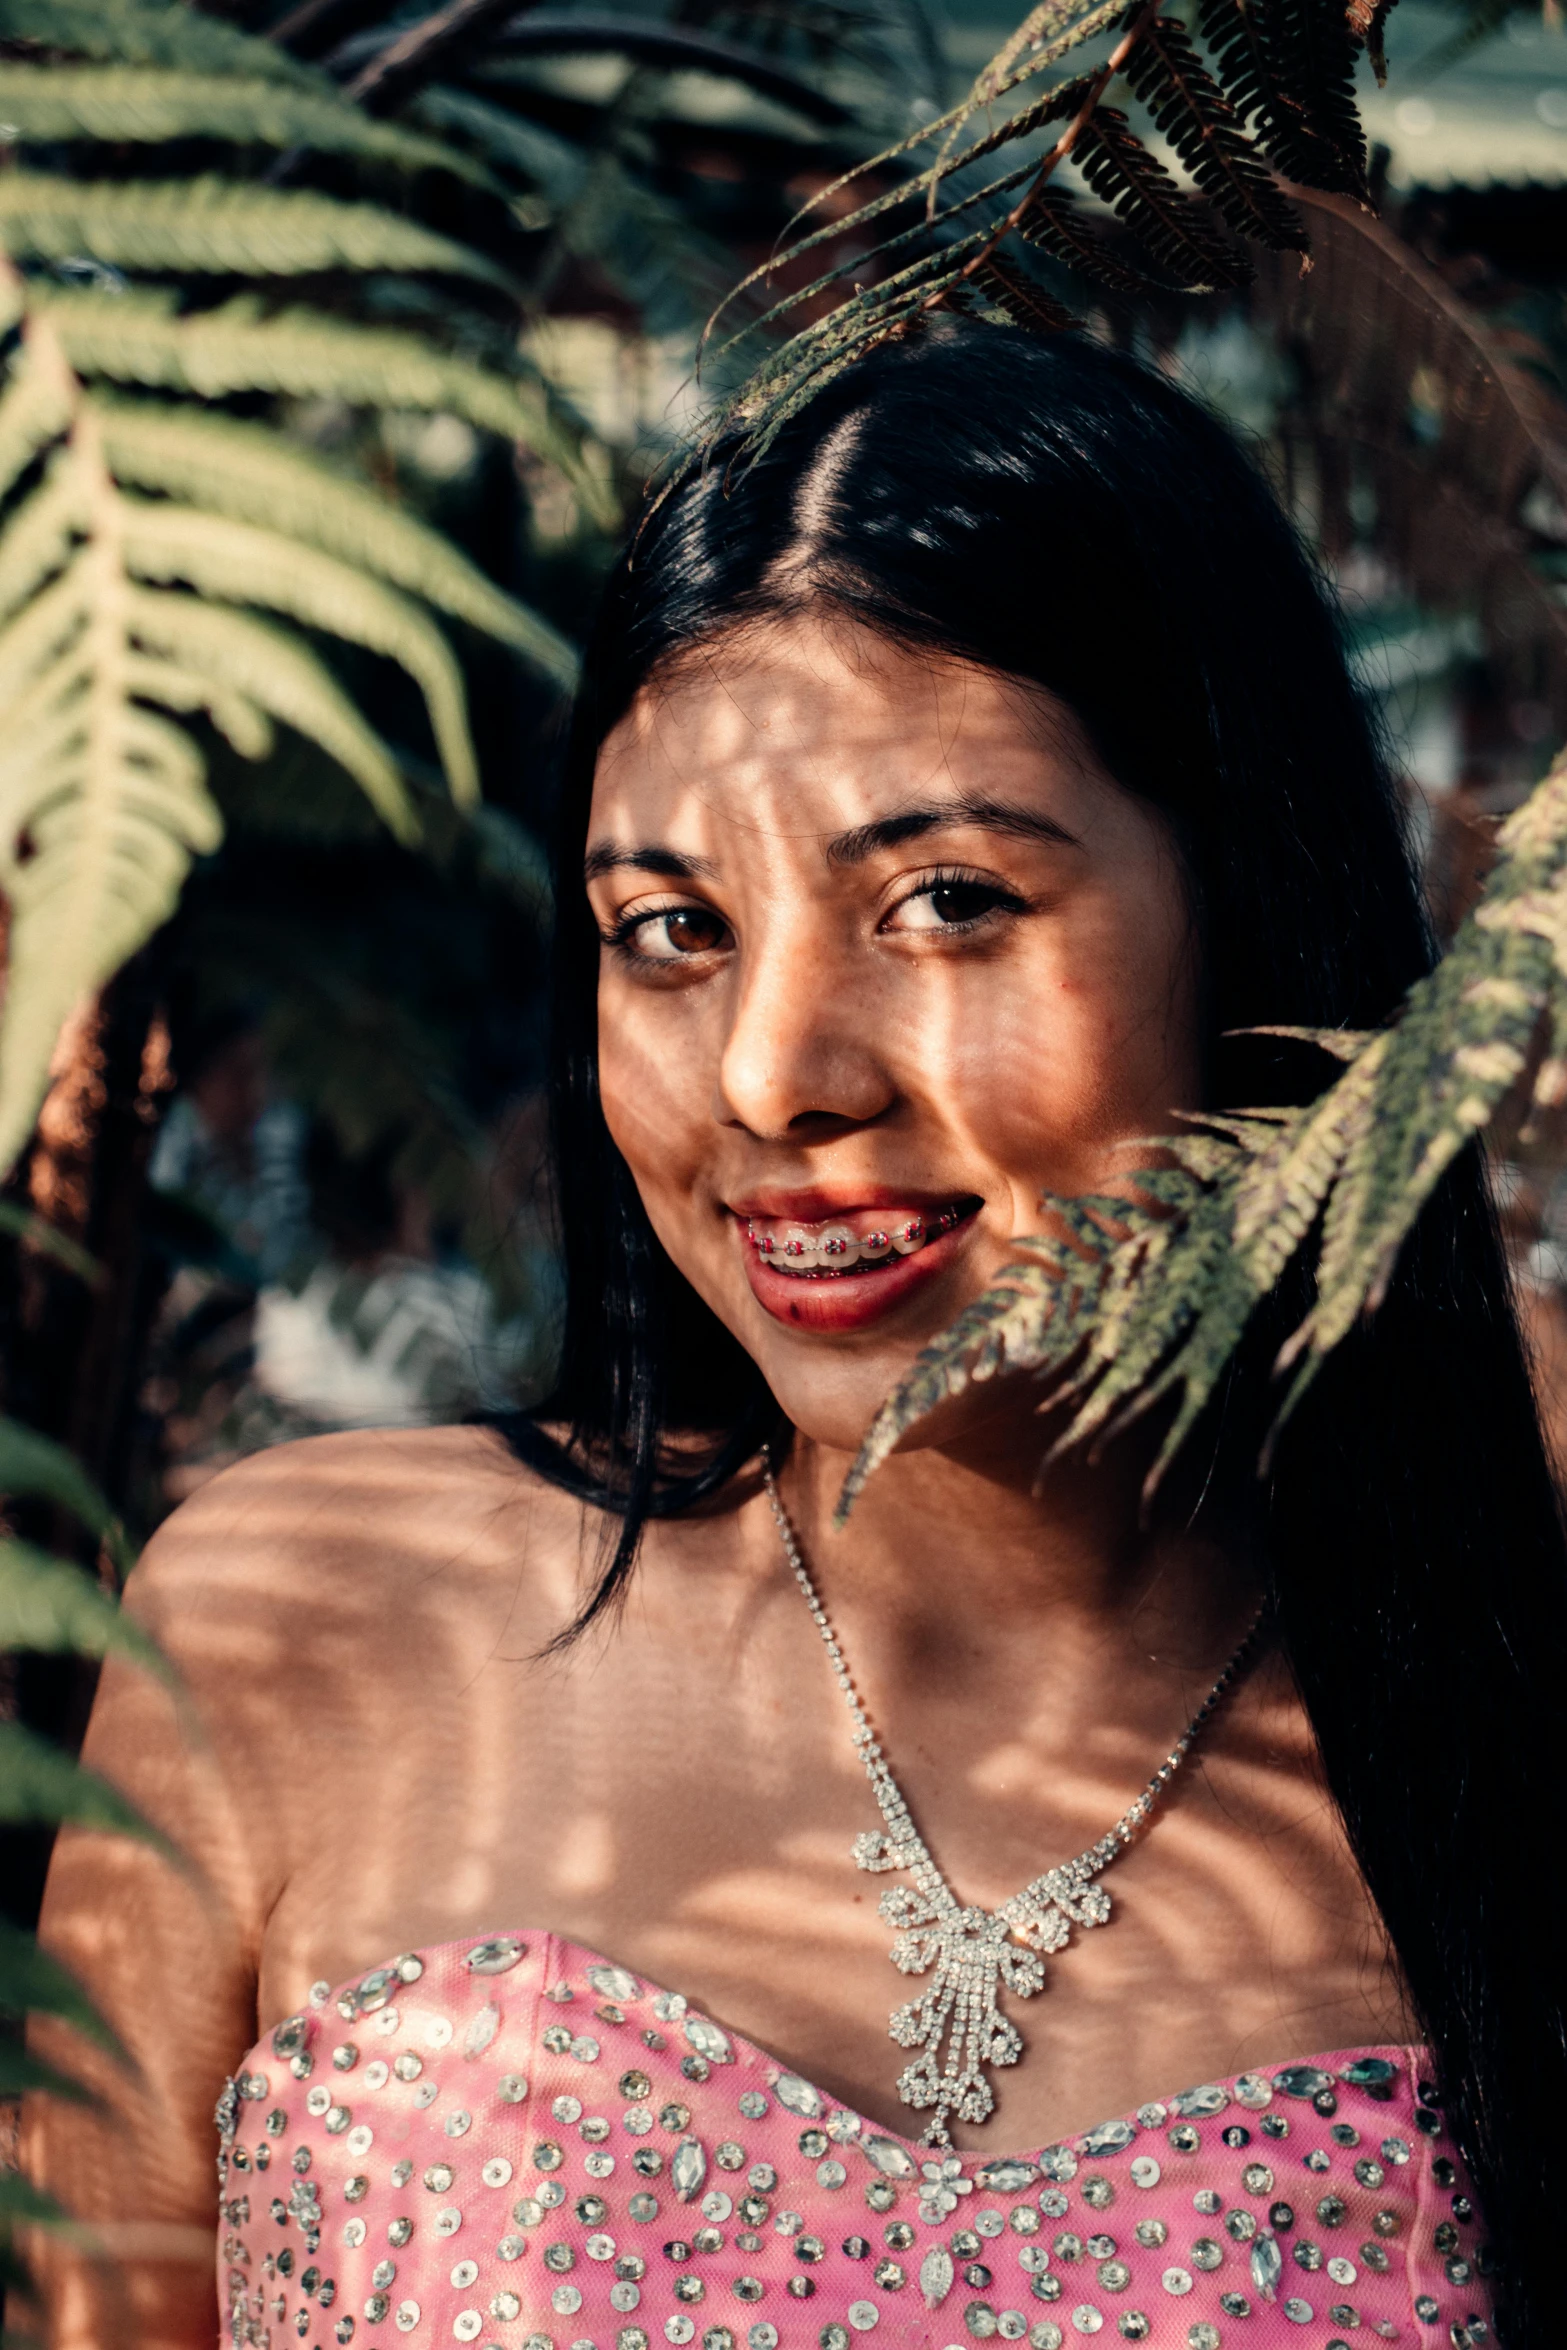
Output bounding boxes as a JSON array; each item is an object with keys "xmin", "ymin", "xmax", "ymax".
[
  {"xmin": 885, "ymin": 876, "xmax": 1021, "ymax": 934},
  {"xmin": 620, "ymin": 905, "xmax": 731, "ymax": 961},
  {"xmin": 662, "ymin": 910, "xmax": 725, "ymax": 953}
]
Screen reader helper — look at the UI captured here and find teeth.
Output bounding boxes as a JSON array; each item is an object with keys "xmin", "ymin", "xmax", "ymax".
[{"xmin": 747, "ymin": 1205, "xmax": 964, "ymax": 1273}]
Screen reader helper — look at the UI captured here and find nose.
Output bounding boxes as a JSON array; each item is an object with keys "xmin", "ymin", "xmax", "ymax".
[{"xmin": 715, "ymin": 928, "xmax": 897, "ymax": 1138}]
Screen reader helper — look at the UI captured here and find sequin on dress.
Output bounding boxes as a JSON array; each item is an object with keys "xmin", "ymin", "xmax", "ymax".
[{"xmin": 217, "ymin": 1934, "xmax": 1493, "ymax": 2350}]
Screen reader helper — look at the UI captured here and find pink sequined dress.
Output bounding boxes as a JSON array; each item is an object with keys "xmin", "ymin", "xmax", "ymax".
[{"xmin": 217, "ymin": 1934, "xmax": 1492, "ymax": 2350}]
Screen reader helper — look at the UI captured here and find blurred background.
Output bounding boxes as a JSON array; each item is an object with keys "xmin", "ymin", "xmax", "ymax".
[{"xmin": 1, "ymin": 0, "xmax": 1565, "ymax": 1929}]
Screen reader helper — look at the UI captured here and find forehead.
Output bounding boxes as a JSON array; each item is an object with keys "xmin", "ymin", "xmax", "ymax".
[{"xmin": 590, "ymin": 616, "xmax": 1079, "ymax": 843}]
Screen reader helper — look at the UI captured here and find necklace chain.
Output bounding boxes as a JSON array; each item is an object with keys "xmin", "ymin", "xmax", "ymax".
[{"xmin": 761, "ymin": 1460, "xmax": 1265, "ymax": 2149}]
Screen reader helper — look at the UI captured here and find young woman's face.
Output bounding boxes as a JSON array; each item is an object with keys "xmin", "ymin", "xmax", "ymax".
[{"xmin": 588, "ymin": 616, "xmax": 1202, "ymax": 1455}]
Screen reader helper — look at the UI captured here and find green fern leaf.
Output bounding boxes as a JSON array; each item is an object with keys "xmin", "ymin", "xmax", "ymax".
[
  {"xmin": 0, "ymin": 67, "xmax": 502, "ymax": 189},
  {"xmin": 857, "ymin": 747, "xmax": 1567, "ymax": 1504},
  {"xmin": 1121, "ymin": 14, "xmax": 1307, "ymax": 253},
  {"xmin": 115, "ymin": 499, "xmax": 480, "ymax": 805},
  {"xmin": 34, "ymin": 289, "xmax": 608, "ymax": 520},
  {"xmin": 0, "ymin": 458, "xmax": 80, "ymax": 632},
  {"xmin": 0, "ymin": 1411, "xmax": 131, "ymax": 1568},
  {"xmin": 0, "ymin": 174, "xmax": 513, "ymax": 290},
  {"xmin": 0, "ymin": 1539, "xmax": 166, "ymax": 1678},
  {"xmin": 94, "ymin": 398, "xmax": 578, "ymax": 688},
  {"xmin": 119, "ymin": 590, "xmax": 412, "ymax": 834},
  {"xmin": 0, "ymin": 568, "xmax": 224, "ymax": 1177},
  {"xmin": 0, "ymin": 0, "xmax": 324, "ymax": 84},
  {"xmin": 0, "ymin": 1199, "xmax": 101, "ymax": 1277},
  {"xmin": 120, "ymin": 644, "xmax": 273, "ymax": 761},
  {"xmin": 0, "ymin": 347, "xmax": 73, "ymax": 508},
  {"xmin": 0, "ymin": 2043, "xmax": 92, "ymax": 2101},
  {"xmin": 1258, "ymin": 758, "xmax": 1567, "ymax": 1397},
  {"xmin": 0, "ymin": 1718, "xmax": 166, "ymax": 1840},
  {"xmin": 0, "ymin": 2171, "xmax": 70, "ymax": 2235},
  {"xmin": 0, "ymin": 1914, "xmax": 118, "ymax": 2050},
  {"xmin": 838, "ymin": 1200, "xmax": 1131, "ymax": 1519}
]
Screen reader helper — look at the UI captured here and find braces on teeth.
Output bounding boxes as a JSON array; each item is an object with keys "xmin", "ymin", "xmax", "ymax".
[{"xmin": 746, "ymin": 1203, "xmax": 965, "ymax": 1272}]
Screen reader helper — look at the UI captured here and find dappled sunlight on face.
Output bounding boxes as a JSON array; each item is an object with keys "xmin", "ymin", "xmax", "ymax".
[{"xmin": 589, "ymin": 615, "xmax": 1202, "ymax": 1456}]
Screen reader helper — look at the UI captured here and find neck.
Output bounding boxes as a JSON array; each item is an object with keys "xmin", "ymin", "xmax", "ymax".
[{"xmin": 768, "ymin": 1411, "xmax": 1264, "ymax": 1733}]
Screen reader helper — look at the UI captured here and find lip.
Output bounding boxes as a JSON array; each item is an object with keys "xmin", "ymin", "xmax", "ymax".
[
  {"xmin": 728, "ymin": 1183, "xmax": 966, "ymax": 1222},
  {"xmin": 734, "ymin": 1196, "xmax": 981, "ymax": 1334}
]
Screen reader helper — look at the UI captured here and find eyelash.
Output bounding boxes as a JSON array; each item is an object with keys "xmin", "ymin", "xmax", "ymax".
[
  {"xmin": 889, "ymin": 866, "xmax": 1028, "ymax": 933},
  {"xmin": 602, "ymin": 901, "xmax": 711, "ymax": 949},
  {"xmin": 598, "ymin": 866, "xmax": 1028, "ymax": 962}
]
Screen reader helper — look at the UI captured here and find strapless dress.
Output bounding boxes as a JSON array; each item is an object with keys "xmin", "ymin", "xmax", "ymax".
[{"xmin": 216, "ymin": 1933, "xmax": 1493, "ymax": 2350}]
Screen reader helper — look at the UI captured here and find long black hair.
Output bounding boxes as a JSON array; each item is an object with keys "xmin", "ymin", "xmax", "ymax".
[{"xmin": 504, "ymin": 319, "xmax": 1567, "ymax": 2339}]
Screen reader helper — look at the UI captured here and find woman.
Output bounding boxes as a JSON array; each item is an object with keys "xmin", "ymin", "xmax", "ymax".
[{"xmin": 25, "ymin": 322, "xmax": 1562, "ymax": 2350}]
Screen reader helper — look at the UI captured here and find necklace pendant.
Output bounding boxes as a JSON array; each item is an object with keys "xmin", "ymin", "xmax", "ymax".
[
  {"xmin": 763, "ymin": 1459, "xmax": 1262, "ymax": 2143},
  {"xmin": 869, "ymin": 1875, "xmax": 1050, "ymax": 2142}
]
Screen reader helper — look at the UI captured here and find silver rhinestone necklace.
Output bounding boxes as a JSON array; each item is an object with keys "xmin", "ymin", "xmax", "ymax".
[{"xmin": 762, "ymin": 1463, "xmax": 1265, "ymax": 2149}]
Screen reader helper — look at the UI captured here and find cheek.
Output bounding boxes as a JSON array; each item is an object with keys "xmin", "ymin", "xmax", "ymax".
[
  {"xmin": 944, "ymin": 891, "xmax": 1199, "ymax": 1190},
  {"xmin": 596, "ymin": 976, "xmax": 715, "ymax": 1207}
]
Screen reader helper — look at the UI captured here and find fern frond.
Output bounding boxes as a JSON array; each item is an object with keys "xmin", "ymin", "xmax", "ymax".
[
  {"xmin": 0, "ymin": 347, "xmax": 73, "ymax": 508},
  {"xmin": 971, "ymin": 253, "xmax": 1076, "ymax": 331},
  {"xmin": 1071, "ymin": 106, "xmax": 1252, "ymax": 290},
  {"xmin": 850, "ymin": 744, "xmax": 1567, "ymax": 1507},
  {"xmin": 0, "ymin": 67, "xmax": 501, "ymax": 189},
  {"xmin": 121, "ymin": 589, "xmax": 412, "ymax": 833},
  {"xmin": 0, "ymin": 558, "xmax": 94, "ymax": 711},
  {"xmin": 691, "ymin": 0, "xmax": 1396, "ymax": 465},
  {"xmin": 0, "ymin": 1914, "xmax": 118, "ymax": 2049},
  {"xmin": 1015, "ymin": 186, "xmax": 1166, "ymax": 293},
  {"xmin": 0, "ymin": 0, "xmax": 323, "ymax": 84},
  {"xmin": 115, "ymin": 499, "xmax": 480, "ymax": 805},
  {"xmin": 0, "ymin": 632, "xmax": 222, "ymax": 1178},
  {"xmin": 921, "ymin": 0, "xmax": 1127, "ymax": 186},
  {"xmin": 1199, "ymin": 0, "xmax": 1366, "ymax": 196},
  {"xmin": 838, "ymin": 1198, "xmax": 1131, "ymax": 1518},
  {"xmin": 0, "ymin": 1539, "xmax": 165, "ymax": 1677},
  {"xmin": 0, "ymin": 2042, "xmax": 93, "ymax": 2102},
  {"xmin": 0, "ymin": 1412, "xmax": 132, "ymax": 1569},
  {"xmin": 34, "ymin": 290, "xmax": 607, "ymax": 517},
  {"xmin": 0, "ymin": 459, "xmax": 80, "ymax": 631},
  {"xmin": 120, "ymin": 646, "xmax": 273, "ymax": 760},
  {"xmin": 1278, "ymin": 876, "xmax": 1565, "ymax": 1391},
  {"xmin": 0, "ymin": 375, "xmax": 443, "ymax": 1175},
  {"xmin": 0, "ymin": 1719, "xmax": 165, "ymax": 1840},
  {"xmin": 1121, "ymin": 15, "xmax": 1306, "ymax": 254},
  {"xmin": 0, "ymin": 174, "xmax": 513, "ymax": 290},
  {"xmin": 95, "ymin": 399, "xmax": 578, "ymax": 688},
  {"xmin": 699, "ymin": 4, "xmax": 1121, "ymax": 360},
  {"xmin": 414, "ymin": 84, "xmax": 585, "ymax": 203}
]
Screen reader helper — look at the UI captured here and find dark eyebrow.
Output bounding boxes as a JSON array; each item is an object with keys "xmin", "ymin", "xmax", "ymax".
[
  {"xmin": 582, "ymin": 842, "xmax": 719, "ymax": 883},
  {"xmin": 825, "ymin": 797, "xmax": 1082, "ymax": 867}
]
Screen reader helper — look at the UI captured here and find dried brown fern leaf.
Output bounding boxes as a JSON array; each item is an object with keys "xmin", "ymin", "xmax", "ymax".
[
  {"xmin": 971, "ymin": 252, "xmax": 1077, "ymax": 331},
  {"xmin": 1121, "ymin": 13, "xmax": 1308, "ymax": 256},
  {"xmin": 698, "ymin": 13, "xmax": 1116, "ymax": 367},
  {"xmin": 1014, "ymin": 185, "xmax": 1167, "ymax": 295},
  {"xmin": 922, "ymin": 1, "xmax": 1127, "ymax": 191},
  {"xmin": 1070, "ymin": 104, "xmax": 1252, "ymax": 291},
  {"xmin": 1198, "ymin": 0, "xmax": 1367, "ymax": 198}
]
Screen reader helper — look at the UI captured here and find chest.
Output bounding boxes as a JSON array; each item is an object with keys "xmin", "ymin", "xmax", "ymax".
[{"xmin": 254, "ymin": 1594, "xmax": 1409, "ymax": 2152}]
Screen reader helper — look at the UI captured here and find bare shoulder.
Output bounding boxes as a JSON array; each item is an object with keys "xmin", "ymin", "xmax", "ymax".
[{"xmin": 127, "ymin": 1423, "xmax": 593, "ymax": 1662}]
